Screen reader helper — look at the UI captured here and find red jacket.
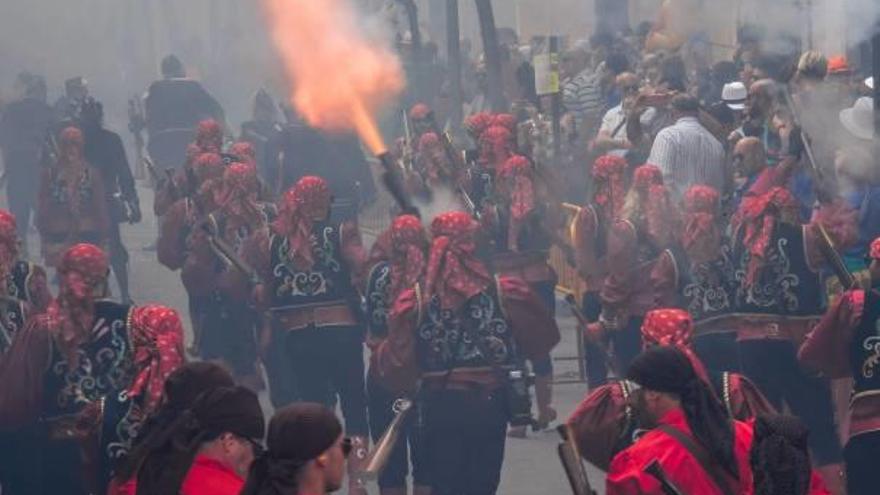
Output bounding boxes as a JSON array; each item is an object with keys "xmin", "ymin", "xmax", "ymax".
[
  {"xmin": 180, "ymin": 455, "xmax": 245, "ymax": 495},
  {"xmin": 607, "ymin": 408, "xmax": 754, "ymax": 495}
]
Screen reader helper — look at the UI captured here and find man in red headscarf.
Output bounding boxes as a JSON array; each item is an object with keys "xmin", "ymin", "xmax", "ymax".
[
  {"xmin": 567, "ymin": 308, "xmax": 774, "ymax": 472},
  {"xmin": 572, "ymin": 154, "xmax": 628, "ymax": 387},
  {"xmin": 363, "ymin": 214, "xmax": 430, "ymax": 495},
  {"xmin": 0, "ymin": 208, "xmax": 50, "ymax": 318},
  {"xmin": 595, "ymin": 164, "xmax": 677, "ymax": 371},
  {"xmin": 484, "ymin": 154, "xmax": 566, "ymax": 435},
  {"xmin": 178, "ymin": 163, "xmax": 274, "ymax": 386},
  {"xmin": 377, "ymin": 211, "xmax": 560, "ymax": 495},
  {"xmin": 0, "ymin": 243, "xmax": 184, "ymax": 495},
  {"xmin": 729, "ymin": 185, "xmax": 854, "ymax": 493},
  {"xmin": 650, "ymin": 185, "xmax": 740, "ymax": 373},
  {"xmin": 37, "ymin": 126, "xmax": 111, "ymax": 269},
  {"xmin": 799, "ymin": 236, "xmax": 880, "ymax": 495},
  {"xmin": 245, "ymin": 175, "xmax": 369, "ymax": 494}
]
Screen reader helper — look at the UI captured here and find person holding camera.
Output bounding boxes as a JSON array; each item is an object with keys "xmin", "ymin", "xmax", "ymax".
[{"xmin": 376, "ymin": 211, "xmax": 560, "ymax": 495}]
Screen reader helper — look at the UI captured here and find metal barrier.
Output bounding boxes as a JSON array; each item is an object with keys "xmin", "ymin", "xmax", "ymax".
[{"xmin": 549, "ymin": 203, "xmax": 588, "ymax": 384}]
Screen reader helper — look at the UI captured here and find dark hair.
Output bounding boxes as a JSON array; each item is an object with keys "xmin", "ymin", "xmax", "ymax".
[
  {"xmin": 672, "ymin": 94, "xmax": 700, "ymax": 114},
  {"xmin": 751, "ymin": 415, "xmax": 812, "ymax": 495},
  {"xmin": 627, "ymin": 347, "xmax": 739, "ymax": 480},
  {"xmin": 659, "ymin": 56, "xmax": 688, "ymax": 92},
  {"xmin": 712, "ymin": 61, "xmax": 738, "ymax": 85},
  {"xmin": 161, "ymin": 54, "xmax": 185, "ymax": 78},
  {"xmin": 605, "ymin": 52, "xmax": 630, "ymax": 77},
  {"xmin": 133, "ymin": 385, "xmax": 262, "ymax": 495},
  {"xmin": 241, "ymin": 403, "xmax": 342, "ymax": 495},
  {"xmin": 79, "ymin": 97, "xmax": 104, "ymax": 127}
]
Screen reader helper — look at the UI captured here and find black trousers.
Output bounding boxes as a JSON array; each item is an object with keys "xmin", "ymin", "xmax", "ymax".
[
  {"xmin": 581, "ymin": 291, "xmax": 609, "ymax": 388},
  {"xmin": 367, "ymin": 377, "xmax": 430, "ymax": 489},
  {"xmin": 738, "ymin": 339, "xmax": 843, "ymax": 465},
  {"xmin": 5, "ymin": 168, "xmax": 38, "ymax": 246},
  {"xmin": 612, "ymin": 316, "xmax": 644, "ymax": 376},
  {"xmin": 283, "ymin": 325, "xmax": 369, "ymax": 436},
  {"xmin": 198, "ymin": 292, "xmax": 259, "ymax": 379},
  {"xmin": 0, "ymin": 428, "xmax": 42, "ymax": 495},
  {"xmin": 423, "ymin": 388, "xmax": 508, "ymax": 495},
  {"xmin": 845, "ymin": 431, "xmax": 880, "ymax": 495},
  {"xmin": 693, "ymin": 332, "xmax": 740, "ymax": 374}
]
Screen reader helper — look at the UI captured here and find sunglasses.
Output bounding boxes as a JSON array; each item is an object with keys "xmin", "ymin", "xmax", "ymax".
[{"xmin": 341, "ymin": 437, "xmax": 353, "ymax": 458}]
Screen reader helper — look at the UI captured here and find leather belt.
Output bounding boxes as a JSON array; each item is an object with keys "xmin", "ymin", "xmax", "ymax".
[{"xmin": 272, "ymin": 303, "xmax": 357, "ymax": 331}]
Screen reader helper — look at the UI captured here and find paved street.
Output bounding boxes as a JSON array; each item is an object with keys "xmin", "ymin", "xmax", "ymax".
[{"xmin": 9, "ymin": 182, "xmax": 607, "ymax": 495}]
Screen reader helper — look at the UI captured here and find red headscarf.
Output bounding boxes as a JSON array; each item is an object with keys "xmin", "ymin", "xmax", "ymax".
[
  {"xmin": 185, "ymin": 143, "xmax": 202, "ymax": 167},
  {"xmin": 193, "ymin": 152, "xmax": 225, "ymax": 184},
  {"xmin": 409, "ymin": 103, "xmax": 431, "ymax": 122},
  {"xmin": 0, "ymin": 210, "xmax": 17, "ymax": 279},
  {"xmin": 682, "ymin": 185, "xmax": 721, "ymax": 262},
  {"xmin": 871, "ymin": 237, "xmax": 880, "ymax": 261},
  {"xmin": 633, "ymin": 164, "xmax": 663, "ymax": 193},
  {"xmin": 417, "ymin": 132, "xmax": 446, "ymax": 182},
  {"xmin": 592, "ymin": 155, "xmax": 627, "ymax": 217},
  {"xmin": 418, "ymin": 131, "xmax": 440, "ymax": 152},
  {"xmin": 195, "ymin": 119, "xmax": 223, "ymax": 153},
  {"xmin": 641, "ymin": 308, "xmax": 709, "ymax": 382},
  {"xmin": 478, "ymin": 125, "xmax": 513, "ymax": 170},
  {"xmin": 425, "ymin": 211, "xmax": 492, "ymax": 310},
  {"xmin": 217, "ymin": 163, "xmax": 261, "ymax": 222},
  {"xmin": 735, "ymin": 187, "xmax": 799, "ymax": 286},
  {"xmin": 127, "ymin": 305, "xmax": 185, "ymax": 413},
  {"xmin": 389, "ymin": 215, "xmax": 428, "ymax": 298},
  {"xmin": 498, "ymin": 155, "xmax": 535, "ymax": 251},
  {"xmin": 229, "ymin": 141, "xmax": 257, "ymax": 167},
  {"xmin": 51, "ymin": 243, "xmax": 110, "ymax": 363},
  {"xmin": 464, "ymin": 112, "xmax": 494, "ymax": 140},
  {"xmin": 274, "ymin": 176, "xmax": 331, "ymax": 271},
  {"xmin": 59, "ymin": 126, "xmax": 86, "ymax": 169},
  {"xmin": 492, "ymin": 113, "xmax": 517, "ymax": 132}
]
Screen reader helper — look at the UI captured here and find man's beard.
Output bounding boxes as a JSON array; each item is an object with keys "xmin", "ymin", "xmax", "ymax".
[{"xmin": 632, "ymin": 394, "xmax": 658, "ymax": 430}]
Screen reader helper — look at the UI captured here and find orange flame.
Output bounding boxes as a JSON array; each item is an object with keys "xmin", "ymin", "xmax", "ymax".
[{"xmin": 261, "ymin": 0, "xmax": 404, "ymax": 155}]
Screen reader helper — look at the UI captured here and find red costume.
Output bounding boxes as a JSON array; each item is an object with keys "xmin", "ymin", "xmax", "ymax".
[
  {"xmin": 37, "ymin": 127, "xmax": 110, "ymax": 267},
  {"xmin": 568, "ymin": 308, "xmax": 773, "ymax": 471},
  {"xmin": 799, "ymin": 236, "xmax": 880, "ymax": 494},
  {"xmin": 179, "ymin": 455, "xmax": 244, "ymax": 495},
  {"xmin": 572, "ymin": 154, "xmax": 627, "ymax": 290}
]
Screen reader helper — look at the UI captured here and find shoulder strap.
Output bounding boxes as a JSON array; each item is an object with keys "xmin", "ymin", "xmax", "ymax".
[{"xmin": 657, "ymin": 424, "xmax": 737, "ymax": 495}]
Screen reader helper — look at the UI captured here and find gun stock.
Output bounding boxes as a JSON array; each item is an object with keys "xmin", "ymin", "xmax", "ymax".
[
  {"xmin": 816, "ymin": 224, "xmax": 856, "ymax": 289},
  {"xmin": 557, "ymin": 425, "xmax": 595, "ymax": 495},
  {"xmin": 377, "ymin": 152, "xmax": 420, "ymax": 218}
]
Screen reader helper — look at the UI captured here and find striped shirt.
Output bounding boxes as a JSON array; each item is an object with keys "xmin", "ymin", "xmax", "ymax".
[
  {"xmin": 647, "ymin": 117, "xmax": 726, "ymax": 199},
  {"xmin": 562, "ymin": 68, "xmax": 605, "ymax": 129}
]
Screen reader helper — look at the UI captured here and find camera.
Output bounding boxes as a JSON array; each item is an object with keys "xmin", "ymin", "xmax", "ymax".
[{"xmin": 504, "ymin": 367, "xmax": 536, "ymax": 428}]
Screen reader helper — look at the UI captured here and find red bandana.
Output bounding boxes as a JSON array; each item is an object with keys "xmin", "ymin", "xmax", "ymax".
[
  {"xmin": 682, "ymin": 186, "xmax": 720, "ymax": 262},
  {"xmin": 464, "ymin": 112, "xmax": 494, "ymax": 140},
  {"xmin": 0, "ymin": 210, "xmax": 17, "ymax": 279},
  {"xmin": 872, "ymin": 237, "xmax": 880, "ymax": 261},
  {"xmin": 633, "ymin": 164, "xmax": 663, "ymax": 193},
  {"xmin": 498, "ymin": 155, "xmax": 535, "ymax": 251},
  {"xmin": 478, "ymin": 125, "xmax": 513, "ymax": 171},
  {"xmin": 389, "ymin": 215, "xmax": 428, "ymax": 298},
  {"xmin": 592, "ymin": 155, "xmax": 627, "ymax": 217},
  {"xmin": 274, "ymin": 176, "xmax": 330, "ymax": 271},
  {"xmin": 59, "ymin": 126, "xmax": 86, "ymax": 169},
  {"xmin": 425, "ymin": 211, "xmax": 492, "ymax": 310},
  {"xmin": 641, "ymin": 308, "xmax": 710, "ymax": 383},
  {"xmin": 409, "ymin": 103, "xmax": 431, "ymax": 122},
  {"xmin": 193, "ymin": 152, "xmax": 225, "ymax": 184},
  {"xmin": 127, "ymin": 305, "xmax": 185, "ymax": 413},
  {"xmin": 229, "ymin": 141, "xmax": 257, "ymax": 167},
  {"xmin": 736, "ymin": 187, "xmax": 799, "ymax": 286},
  {"xmin": 52, "ymin": 244, "xmax": 110, "ymax": 363},
  {"xmin": 417, "ymin": 132, "xmax": 447, "ymax": 182},
  {"xmin": 217, "ymin": 163, "xmax": 261, "ymax": 223},
  {"xmin": 195, "ymin": 119, "xmax": 223, "ymax": 153},
  {"xmin": 492, "ymin": 113, "xmax": 517, "ymax": 132}
]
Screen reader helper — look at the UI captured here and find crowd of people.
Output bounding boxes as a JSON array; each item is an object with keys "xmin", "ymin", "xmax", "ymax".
[{"xmin": 1, "ymin": 4, "xmax": 880, "ymax": 495}]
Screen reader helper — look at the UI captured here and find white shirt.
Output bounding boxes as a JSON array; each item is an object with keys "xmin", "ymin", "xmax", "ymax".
[
  {"xmin": 599, "ymin": 104, "xmax": 657, "ymax": 141},
  {"xmin": 647, "ymin": 116, "xmax": 726, "ymax": 199}
]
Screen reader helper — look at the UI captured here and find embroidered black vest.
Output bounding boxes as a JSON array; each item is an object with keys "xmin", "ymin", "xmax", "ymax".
[
  {"xmin": 621, "ymin": 219, "xmax": 661, "ymax": 266},
  {"xmin": 0, "ymin": 299, "xmax": 27, "ymax": 355},
  {"xmin": 851, "ymin": 289, "xmax": 880, "ymax": 399},
  {"xmin": 42, "ymin": 301, "xmax": 133, "ymax": 420},
  {"xmin": 586, "ymin": 204, "xmax": 610, "ymax": 261},
  {"xmin": 365, "ymin": 261, "xmax": 391, "ymax": 337},
  {"xmin": 731, "ymin": 223, "xmax": 823, "ymax": 318},
  {"xmin": 414, "ymin": 281, "xmax": 519, "ymax": 373},
  {"xmin": 492, "ymin": 203, "xmax": 553, "ymax": 254},
  {"xmin": 667, "ymin": 243, "xmax": 735, "ymax": 327},
  {"xmin": 8, "ymin": 260, "xmax": 35, "ymax": 303},
  {"xmin": 269, "ymin": 221, "xmax": 354, "ymax": 310}
]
